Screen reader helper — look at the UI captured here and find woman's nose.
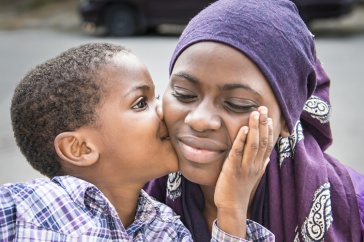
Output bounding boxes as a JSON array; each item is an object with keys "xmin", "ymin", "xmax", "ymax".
[{"xmin": 184, "ymin": 101, "xmax": 221, "ymax": 131}]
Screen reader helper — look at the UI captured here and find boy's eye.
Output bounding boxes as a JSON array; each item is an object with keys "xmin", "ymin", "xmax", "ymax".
[{"xmin": 132, "ymin": 97, "xmax": 148, "ymax": 110}]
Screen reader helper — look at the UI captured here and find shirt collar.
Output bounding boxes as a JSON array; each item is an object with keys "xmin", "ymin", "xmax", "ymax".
[
  {"xmin": 51, "ymin": 176, "xmax": 162, "ymax": 223},
  {"xmin": 51, "ymin": 175, "xmax": 117, "ymax": 215}
]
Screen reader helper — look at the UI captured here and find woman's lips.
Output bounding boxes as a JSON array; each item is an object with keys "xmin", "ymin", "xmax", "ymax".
[{"xmin": 178, "ymin": 137, "xmax": 226, "ymax": 164}]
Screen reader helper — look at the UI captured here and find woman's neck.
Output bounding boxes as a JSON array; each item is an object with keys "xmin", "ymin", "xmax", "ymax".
[{"xmin": 200, "ymin": 185, "xmax": 217, "ymax": 234}]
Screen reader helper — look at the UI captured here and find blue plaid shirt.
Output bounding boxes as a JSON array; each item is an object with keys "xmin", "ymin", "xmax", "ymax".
[{"xmin": 0, "ymin": 176, "xmax": 274, "ymax": 241}]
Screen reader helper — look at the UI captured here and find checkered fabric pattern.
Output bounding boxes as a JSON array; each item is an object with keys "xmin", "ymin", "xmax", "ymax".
[
  {"xmin": 0, "ymin": 176, "xmax": 192, "ymax": 241},
  {"xmin": 0, "ymin": 176, "xmax": 274, "ymax": 241},
  {"xmin": 211, "ymin": 220, "xmax": 275, "ymax": 242}
]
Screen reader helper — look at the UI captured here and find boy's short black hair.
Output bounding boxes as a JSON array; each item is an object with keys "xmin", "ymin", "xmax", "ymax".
[{"xmin": 11, "ymin": 42, "xmax": 130, "ymax": 178}]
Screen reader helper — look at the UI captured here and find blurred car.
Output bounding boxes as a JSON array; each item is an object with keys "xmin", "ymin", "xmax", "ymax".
[
  {"xmin": 79, "ymin": 0, "xmax": 214, "ymax": 36},
  {"xmin": 79, "ymin": 0, "xmax": 359, "ymax": 36},
  {"xmin": 292, "ymin": 0, "xmax": 358, "ymax": 23}
]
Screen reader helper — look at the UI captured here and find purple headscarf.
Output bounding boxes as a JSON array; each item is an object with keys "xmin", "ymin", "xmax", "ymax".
[{"xmin": 146, "ymin": 0, "xmax": 363, "ymax": 241}]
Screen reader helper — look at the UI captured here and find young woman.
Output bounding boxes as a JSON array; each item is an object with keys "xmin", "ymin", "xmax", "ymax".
[{"xmin": 145, "ymin": 0, "xmax": 364, "ymax": 241}]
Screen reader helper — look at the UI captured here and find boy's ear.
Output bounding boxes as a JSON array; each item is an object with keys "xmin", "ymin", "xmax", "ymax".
[{"xmin": 54, "ymin": 132, "xmax": 99, "ymax": 167}]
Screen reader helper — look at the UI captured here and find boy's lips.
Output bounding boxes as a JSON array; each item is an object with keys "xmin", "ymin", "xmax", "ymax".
[{"xmin": 177, "ymin": 136, "xmax": 227, "ymax": 164}]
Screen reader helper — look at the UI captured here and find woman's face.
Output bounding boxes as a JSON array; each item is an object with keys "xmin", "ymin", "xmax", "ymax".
[{"xmin": 163, "ymin": 42, "xmax": 287, "ymax": 186}]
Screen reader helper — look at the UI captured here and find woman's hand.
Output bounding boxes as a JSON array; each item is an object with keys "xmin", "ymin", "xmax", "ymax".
[{"xmin": 214, "ymin": 106, "xmax": 273, "ymax": 238}]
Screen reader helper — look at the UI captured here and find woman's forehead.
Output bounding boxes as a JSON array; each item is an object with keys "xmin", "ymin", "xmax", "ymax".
[{"xmin": 174, "ymin": 42, "xmax": 266, "ymax": 81}]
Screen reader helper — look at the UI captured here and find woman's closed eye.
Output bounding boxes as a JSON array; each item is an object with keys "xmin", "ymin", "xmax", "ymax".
[
  {"xmin": 224, "ymin": 100, "xmax": 258, "ymax": 113},
  {"xmin": 172, "ymin": 88, "xmax": 197, "ymax": 103}
]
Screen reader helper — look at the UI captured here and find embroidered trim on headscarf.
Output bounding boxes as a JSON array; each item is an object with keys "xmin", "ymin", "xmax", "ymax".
[
  {"xmin": 294, "ymin": 226, "xmax": 300, "ymax": 242},
  {"xmin": 301, "ymin": 182, "xmax": 333, "ymax": 242},
  {"xmin": 277, "ymin": 121, "xmax": 303, "ymax": 167},
  {"xmin": 167, "ymin": 171, "xmax": 182, "ymax": 200},
  {"xmin": 303, "ymin": 95, "xmax": 331, "ymax": 124}
]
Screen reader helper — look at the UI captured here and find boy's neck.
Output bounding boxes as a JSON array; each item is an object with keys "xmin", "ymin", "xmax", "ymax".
[{"xmin": 91, "ymin": 179, "xmax": 143, "ymax": 228}]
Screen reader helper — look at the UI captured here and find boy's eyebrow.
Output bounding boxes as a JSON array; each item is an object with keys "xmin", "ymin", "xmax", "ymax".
[{"xmin": 124, "ymin": 84, "xmax": 151, "ymax": 97}]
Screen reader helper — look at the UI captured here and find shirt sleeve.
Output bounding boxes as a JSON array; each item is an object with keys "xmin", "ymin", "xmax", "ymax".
[
  {"xmin": 0, "ymin": 187, "xmax": 17, "ymax": 241},
  {"xmin": 211, "ymin": 219, "xmax": 275, "ymax": 242}
]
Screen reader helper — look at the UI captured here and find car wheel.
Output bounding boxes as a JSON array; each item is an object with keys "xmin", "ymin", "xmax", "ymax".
[{"xmin": 104, "ymin": 5, "xmax": 137, "ymax": 36}]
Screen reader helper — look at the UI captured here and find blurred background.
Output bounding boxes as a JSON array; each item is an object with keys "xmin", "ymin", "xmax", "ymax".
[{"xmin": 1, "ymin": 0, "xmax": 364, "ymax": 185}]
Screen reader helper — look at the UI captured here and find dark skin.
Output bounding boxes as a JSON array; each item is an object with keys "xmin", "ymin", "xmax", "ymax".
[
  {"xmin": 53, "ymin": 51, "xmax": 274, "ymax": 239},
  {"xmin": 163, "ymin": 41, "xmax": 289, "ymax": 234},
  {"xmin": 54, "ymin": 53, "xmax": 178, "ymax": 227}
]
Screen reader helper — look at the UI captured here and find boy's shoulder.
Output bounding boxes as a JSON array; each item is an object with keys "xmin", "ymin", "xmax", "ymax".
[
  {"xmin": 0, "ymin": 176, "xmax": 102, "ymax": 238},
  {"xmin": 0, "ymin": 176, "xmax": 103, "ymax": 208},
  {"xmin": 1, "ymin": 178, "xmax": 57, "ymax": 203},
  {"xmin": 1, "ymin": 176, "xmax": 81, "ymax": 202}
]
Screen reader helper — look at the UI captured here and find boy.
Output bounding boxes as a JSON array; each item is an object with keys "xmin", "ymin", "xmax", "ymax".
[{"xmin": 0, "ymin": 43, "xmax": 273, "ymax": 241}]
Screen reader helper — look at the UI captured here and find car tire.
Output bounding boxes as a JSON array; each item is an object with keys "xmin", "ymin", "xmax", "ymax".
[{"xmin": 104, "ymin": 5, "xmax": 137, "ymax": 36}]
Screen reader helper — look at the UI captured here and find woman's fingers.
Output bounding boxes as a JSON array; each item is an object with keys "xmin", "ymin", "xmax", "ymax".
[
  {"xmin": 241, "ymin": 106, "xmax": 270, "ymax": 170},
  {"xmin": 226, "ymin": 106, "xmax": 273, "ymax": 173}
]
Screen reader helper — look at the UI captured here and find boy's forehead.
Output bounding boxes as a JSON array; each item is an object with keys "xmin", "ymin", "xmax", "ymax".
[
  {"xmin": 111, "ymin": 51, "xmax": 138, "ymax": 65},
  {"xmin": 99, "ymin": 53, "xmax": 153, "ymax": 89}
]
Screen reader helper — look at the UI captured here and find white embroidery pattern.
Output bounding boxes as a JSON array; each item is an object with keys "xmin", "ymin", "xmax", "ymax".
[
  {"xmin": 301, "ymin": 182, "xmax": 333, "ymax": 242},
  {"xmin": 294, "ymin": 226, "xmax": 300, "ymax": 242},
  {"xmin": 277, "ymin": 121, "xmax": 303, "ymax": 167},
  {"xmin": 303, "ymin": 95, "xmax": 331, "ymax": 124},
  {"xmin": 167, "ymin": 171, "xmax": 182, "ymax": 200}
]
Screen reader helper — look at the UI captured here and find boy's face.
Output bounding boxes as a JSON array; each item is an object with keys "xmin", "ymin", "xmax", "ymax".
[{"xmin": 86, "ymin": 53, "xmax": 178, "ymax": 183}]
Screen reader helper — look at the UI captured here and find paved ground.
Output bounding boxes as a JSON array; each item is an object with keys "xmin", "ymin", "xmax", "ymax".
[{"xmin": 0, "ymin": 0, "xmax": 79, "ymax": 31}]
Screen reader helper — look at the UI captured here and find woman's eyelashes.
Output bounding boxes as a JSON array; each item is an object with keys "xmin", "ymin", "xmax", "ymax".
[
  {"xmin": 171, "ymin": 89, "xmax": 197, "ymax": 103},
  {"xmin": 224, "ymin": 101, "xmax": 258, "ymax": 113},
  {"xmin": 171, "ymin": 88, "xmax": 258, "ymax": 113}
]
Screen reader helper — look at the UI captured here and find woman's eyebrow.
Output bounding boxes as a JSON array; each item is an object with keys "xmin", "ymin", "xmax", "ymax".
[
  {"xmin": 222, "ymin": 83, "xmax": 261, "ymax": 97},
  {"xmin": 171, "ymin": 72, "xmax": 199, "ymax": 84}
]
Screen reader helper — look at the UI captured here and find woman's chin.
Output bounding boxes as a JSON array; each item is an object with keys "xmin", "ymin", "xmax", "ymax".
[{"xmin": 179, "ymin": 163, "xmax": 220, "ymax": 187}]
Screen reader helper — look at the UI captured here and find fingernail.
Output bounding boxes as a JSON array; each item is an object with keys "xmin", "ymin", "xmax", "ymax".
[
  {"xmin": 260, "ymin": 108, "xmax": 267, "ymax": 115},
  {"xmin": 254, "ymin": 112, "xmax": 260, "ymax": 119},
  {"xmin": 243, "ymin": 127, "xmax": 249, "ymax": 134},
  {"xmin": 267, "ymin": 118, "xmax": 272, "ymax": 125}
]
